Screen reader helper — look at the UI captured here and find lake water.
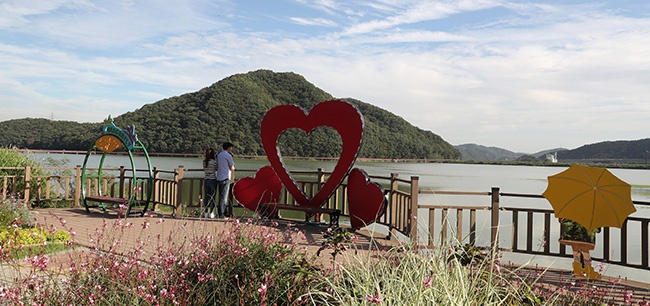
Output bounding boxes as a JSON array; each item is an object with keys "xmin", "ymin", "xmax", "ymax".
[
  {"xmin": 32, "ymin": 151, "xmax": 650, "ymax": 202},
  {"xmin": 30, "ymin": 152, "xmax": 650, "ymax": 282}
]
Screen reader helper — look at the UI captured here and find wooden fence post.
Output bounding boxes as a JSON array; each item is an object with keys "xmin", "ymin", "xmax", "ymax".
[
  {"xmin": 410, "ymin": 176, "xmax": 419, "ymax": 246},
  {"xmin": 174, "ymin": 166, "xmax": 185, "ymax": 217},
  {"xmin": 74, "ymin": 165, "xmax": 81, "ymax": 207},
  {"xmin": 491, "ymin": 187, "xmax": 500, "ymax": 250},
  {"xmin": 23, "ymin": 166, "xmax": 31, "ymax": 202},
  {"xmin": 387, "ymin": 173, "xmax": 399, "ymax": 239}
]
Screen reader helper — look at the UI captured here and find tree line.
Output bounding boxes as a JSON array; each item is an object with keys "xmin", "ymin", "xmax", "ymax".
[{"xmin": 0, "ymin": 70, "xmax": 461, "ymax": 160}]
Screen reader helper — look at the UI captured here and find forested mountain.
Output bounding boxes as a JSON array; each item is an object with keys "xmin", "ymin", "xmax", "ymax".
[
  {"xmin": 0, "ymin": 118, "xmax": 99, "ymax": 150},
  {"xmin": 455, "ymin": 139, "xmax": 649, "ymax": 163},
  {"xmin": 558, "ymin": 139, "xmax": 650, "ymax": 160},
  {"xmin": 454, "ymin": 144, "xmax": 524, "ymax": 161},
  {"xmin": 0, "ymin": 70, "xmax": 461, "ymax": 160}
]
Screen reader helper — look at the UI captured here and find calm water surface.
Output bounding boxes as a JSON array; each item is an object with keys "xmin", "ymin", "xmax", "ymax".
[{"xmin": 33, "ymin": 152, "xmax": 650, "ymax": 214}]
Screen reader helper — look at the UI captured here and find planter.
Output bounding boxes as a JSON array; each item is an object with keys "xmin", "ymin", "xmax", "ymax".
[{"xmin": 558, "ymin": 239, "xmax": 601, "ymax": 279}]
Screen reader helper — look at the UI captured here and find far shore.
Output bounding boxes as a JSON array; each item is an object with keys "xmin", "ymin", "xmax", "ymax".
[{"xmin": 17, "ymin": 148, "xmax": 650, "ymax": 169}]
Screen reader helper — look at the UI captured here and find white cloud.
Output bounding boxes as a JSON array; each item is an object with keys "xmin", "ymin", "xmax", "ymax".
[
  {"xmin": 1, "ymin": 0, "xmax": 649, "ymax": 152},
  {"xmin": 290, "ymin": 17, "xmax": 337, "ymax": 27}
]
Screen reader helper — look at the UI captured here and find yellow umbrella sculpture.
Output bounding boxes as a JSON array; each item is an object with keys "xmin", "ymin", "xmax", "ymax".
[
  {"xmin": 543, "ymin": 164, "xmax": 637, "ymax": 279},
  {"xmin": 543, "ymin": 163, "xmax": 636, "ymax": 231}
]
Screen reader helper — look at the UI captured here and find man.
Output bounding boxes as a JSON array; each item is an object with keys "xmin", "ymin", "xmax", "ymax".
[{"xmin": 216, "ymin": 142, "xmax": 235, "ymax": 218}]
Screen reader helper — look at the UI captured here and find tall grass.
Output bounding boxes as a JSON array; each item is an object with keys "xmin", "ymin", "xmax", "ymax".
[{"xmin": 308, "ymin": 240, "xmax": 543, "ymax": 305}]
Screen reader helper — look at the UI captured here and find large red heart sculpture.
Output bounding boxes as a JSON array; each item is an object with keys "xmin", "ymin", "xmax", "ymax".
[
  {"xmin": 232, "ymin": 166, "xmax": 282, "ymax": 212},
  {"xmin": 261, "ymin": 100, "xmax": 364, "ymax": 208},
  {"xmin": 347, "ymin": 168, "xmax": 386, "ymax": 229}
]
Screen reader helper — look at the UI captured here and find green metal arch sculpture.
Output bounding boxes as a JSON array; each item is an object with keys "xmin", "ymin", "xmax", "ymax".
[{"xmin": 81, "ymin": 116, "xmax": 153, "ymax": 217}]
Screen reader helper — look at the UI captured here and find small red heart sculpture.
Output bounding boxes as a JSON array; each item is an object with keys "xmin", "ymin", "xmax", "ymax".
[
  {"xmin": 233, "ymin": 166, "xmax": 282, "ymax": 212},
  {"xmin": 347, "ymin": 168, "xmax": 385, "ymax": 229},
  {"xmin": 261, "ymin": 100, "xmax": 363, "ymax": 208}
]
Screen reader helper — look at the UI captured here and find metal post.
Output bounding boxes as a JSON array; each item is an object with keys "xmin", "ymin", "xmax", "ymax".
[
  {"xmin": 119, "ymin": 166, "xmax": 126, "ymax": 198},
  {"xmin": 152, "ymin": 167, "xmax": 159, "ymax": 211}
]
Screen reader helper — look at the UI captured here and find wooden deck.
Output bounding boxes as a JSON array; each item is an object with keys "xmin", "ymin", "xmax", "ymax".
[{"xmin": 6, "ymin": 208, "xmax": 645, "ymax": 304}]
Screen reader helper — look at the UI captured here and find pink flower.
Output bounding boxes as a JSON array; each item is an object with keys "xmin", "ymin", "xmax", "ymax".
[
  {"xmin": 625, "ymin": 292, "xmax": 633, "ymax": 304},
  {"xmin": 423, "ymin": 276, "xmax": 433, "ymax": 287},
  {"xmin": 258, "ymin": 283, "xmax": 267, "ymax": 294},
  {"xmin": 366, "ymin": 291, "xmax": 383, "ymax": 304},
  {"xmin": 27, "ymin": 254, "xmax": 50, "ymax": 270}
]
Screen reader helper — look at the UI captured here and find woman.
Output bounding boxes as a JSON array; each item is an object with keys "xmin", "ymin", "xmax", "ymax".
[{"xmin": 203, "ymin": 147, "xmax": 218, "ymax": 218}]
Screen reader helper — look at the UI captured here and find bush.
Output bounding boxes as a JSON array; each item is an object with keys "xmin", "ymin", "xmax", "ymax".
[
  {"xmin": 560, "ymin": 219, "xmax": 600, "ymax": 244},
  {"xmin": 4, "ymin": 217, "xmax": 324, "ymax": 305},
  {"xmin": 47, "ymin": 229, "xmax": 71, "ymax": 243},
  {"xmin": 0, "ymin": 197, "xmax": 36, "ymax": 229},
  {"xmin": 0, "ymin": 227, "xmax": 47, "ymax": 248},
  {"xmin": 0, "ymin": 148, "xmax": 48, "ymax": 201}
]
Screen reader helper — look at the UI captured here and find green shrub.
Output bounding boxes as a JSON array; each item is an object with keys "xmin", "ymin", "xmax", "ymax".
[
  {"xmin": 0, "ymin": 148, "xmax": 48, "ymax": 201},
  {"xmin": 47, "ymin": 229, "xmax": 71, "ymax": 242},
  {"xmin": 561, "ymin": 219, "xmax": 600, "ymax": 243},
  {"xmin": 0, "ymin": 227, "xmax": 47, "ymax": 248},
  {"xmin": 0, "ymin": 197, "xmax": 36, "ymax": 229}
]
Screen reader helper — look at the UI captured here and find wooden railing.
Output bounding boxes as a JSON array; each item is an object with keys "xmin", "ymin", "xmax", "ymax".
[
  {"xmin": 412, "ymin": 176, "xmax": 650, "ymax": 272},
  {"xmin": 0, "ymin": 166, "xmax": 415, "ymax": 239},
  {"xmin": 3, "ymin": 166, "xmax": 648, "ymax": 272}
]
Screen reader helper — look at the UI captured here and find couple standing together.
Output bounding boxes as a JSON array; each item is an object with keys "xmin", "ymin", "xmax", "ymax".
[{"xmin": 203, "ymin": 142, "xmax": 235, "ymax": 218}]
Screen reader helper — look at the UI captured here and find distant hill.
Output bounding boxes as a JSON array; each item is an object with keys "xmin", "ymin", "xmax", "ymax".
[
  {"xmin": 456, "ymin": 138, "xmax": 650, "ymax": 164},
  {"xmin": 454, "ymin": 144, "xmax": 524, "ymax": 161},
  {"xmin": 558, "ymin": 139, "xmax": 650, "ymax": 162},
  {"xmin": 0, "ymin": 70, "xmax": 461, "ymax": 160},
  {"xmin": 530, "ymin": 148, "xmax": 567, "ymax": 159}
]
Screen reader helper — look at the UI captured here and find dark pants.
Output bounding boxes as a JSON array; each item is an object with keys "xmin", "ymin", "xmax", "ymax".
[
  {"xmin": 217, "ymin": 179, "xmax": 230, "ymax": 217},
  {"xmin": 204, "ymin": 179, "xmax": 217, "ymax": 214}
]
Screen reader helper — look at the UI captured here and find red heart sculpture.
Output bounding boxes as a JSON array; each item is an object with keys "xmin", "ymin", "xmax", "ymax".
[
  {"xmin": 347, "ymin": 168, "xmax": 386, "ymax": 229},
  {"xmin": 232, "ymin": 166, "xmax": 282, "ymax": 212},
  {"xmin": 260, "ymin": 100, "xmax": 363, "ymax": 208}
]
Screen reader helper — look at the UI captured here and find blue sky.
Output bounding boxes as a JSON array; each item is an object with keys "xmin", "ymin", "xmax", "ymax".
[{"xmin": 1, "ymin": 0, "xmax": 649, "ymax": 153}]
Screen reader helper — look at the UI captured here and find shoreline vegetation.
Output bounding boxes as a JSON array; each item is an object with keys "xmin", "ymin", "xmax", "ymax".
[{"xmin": 18, "ymin": 149, "xmax": 650, "ymax": 169}]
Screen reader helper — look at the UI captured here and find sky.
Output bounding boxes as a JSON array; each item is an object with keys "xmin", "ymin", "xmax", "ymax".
[{"xmin": 1, "ymin": 0, "xmax": 649, "ymax": 153}]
